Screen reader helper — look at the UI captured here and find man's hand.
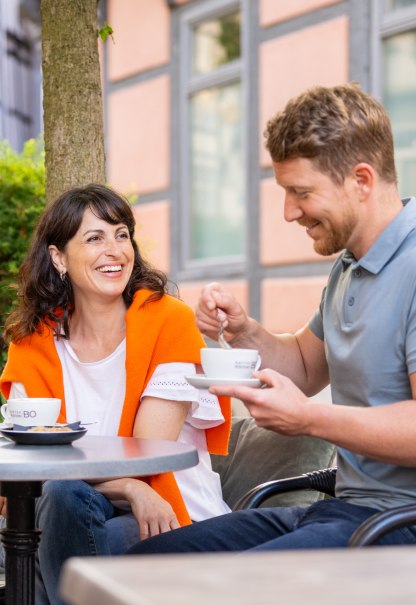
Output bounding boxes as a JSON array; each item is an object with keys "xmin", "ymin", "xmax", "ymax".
[
  {"xmin": 195, "ymin": 282, "xmax": 249, "ymax": 344},
  {"xmin": 210, "ymin": 368, "xmax": 313, "ymax": 436}
]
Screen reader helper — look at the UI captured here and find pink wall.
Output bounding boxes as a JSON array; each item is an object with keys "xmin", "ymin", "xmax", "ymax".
[
  {"xmin": 259, "ymin": 16, "xmax": 349, "ymax": 166},
  {"xmin": 104, "ymin": 1, "xmax": 350, "ymax": 345},
  {"xmin": 108, "ymin": 75, "xmax": 170, "ymax": 195},
  {"xmin": 260, "ymin": 0, "xmax": 343, "ymax": 27},
  {"xmin": 107, "ymin": 0, "xmax": 170, "ymax": 81},
  {"xmin": 179, "ymin": 280, "xmax": 249, "ymax": 319},
  {"xmin": 261, "ymin": 276, "xmax": 327, "ymax": 333},
  {"xmin": 133, "ymin": 201, "xmax": 170, "ymax": 274}
]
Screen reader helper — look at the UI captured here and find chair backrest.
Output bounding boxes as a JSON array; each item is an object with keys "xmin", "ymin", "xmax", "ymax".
[{"xmin": 211, "ymin": 417, "xmax": 336, "ymax": 510}]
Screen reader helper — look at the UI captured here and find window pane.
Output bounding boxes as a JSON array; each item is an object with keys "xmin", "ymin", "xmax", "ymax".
[
  {"xmin": 192, "ymin": 12, "xmax": 241, "ymax": 75},
  {"xmin": 385, "ymin": 0, "xmax": 416, "ymax": 11},
  {"xmin": 189, "ymin": 83, "xmax": 244, "ymax": 260},
  {"xmin": 382, "ymin": 31, "xmax": 416, "ymax": 197}
]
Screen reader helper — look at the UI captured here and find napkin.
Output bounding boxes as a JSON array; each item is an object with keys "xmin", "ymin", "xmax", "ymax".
[{"xmin": 11, "ymin": 421, "xmax": 83, "ymax": 432}]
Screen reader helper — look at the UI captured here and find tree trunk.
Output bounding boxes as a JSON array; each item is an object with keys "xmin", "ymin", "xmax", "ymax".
[{"xmin": 41, "ymin": 0, "xmax": 106, "ymax": 204}]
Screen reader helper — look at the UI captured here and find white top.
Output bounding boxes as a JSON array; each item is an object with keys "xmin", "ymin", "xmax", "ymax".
[{"xmin": 10, "ymin": 338, "xmax": 230, "ymax": 521}]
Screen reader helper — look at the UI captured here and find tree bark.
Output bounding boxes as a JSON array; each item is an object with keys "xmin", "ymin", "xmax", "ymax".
[{"xmin": 41, "ymin": 0, "xmax": 106, "ymax": 204}]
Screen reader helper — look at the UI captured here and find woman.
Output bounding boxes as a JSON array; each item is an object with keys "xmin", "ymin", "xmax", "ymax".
[{"xmin": 0, "ymin": 184, "xmax": 231, "ymax": 605}]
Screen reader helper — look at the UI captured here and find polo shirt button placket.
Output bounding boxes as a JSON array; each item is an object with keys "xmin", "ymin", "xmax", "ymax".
[{"xmin": 344, "ymin": 294, "xmax": 355, "ymax": 325}]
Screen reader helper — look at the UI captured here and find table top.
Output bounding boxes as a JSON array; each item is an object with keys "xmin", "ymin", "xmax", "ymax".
[
  {"xmin": 60, "ymin": 547, "xmax": 416, "ymax": 605},
  {"xmin": 0, "ymin": 435, "xmax": 199, "ymax": 481}
]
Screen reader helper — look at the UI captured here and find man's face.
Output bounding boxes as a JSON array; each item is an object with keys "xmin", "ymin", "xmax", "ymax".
[{"xmin": 273, "ymin": 158, "xmax": 360, "ymax": 256}]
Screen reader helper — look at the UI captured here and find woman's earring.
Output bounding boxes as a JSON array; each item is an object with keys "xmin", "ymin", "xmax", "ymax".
[{"xmin": 60, "ymin": 270, "xmax": 67, "ymax": 282}]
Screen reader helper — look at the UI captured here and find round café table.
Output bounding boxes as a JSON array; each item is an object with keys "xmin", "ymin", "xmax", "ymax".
[{"xmin": 0, "ymin": 434, "xmax": 199, "ymax": 605}]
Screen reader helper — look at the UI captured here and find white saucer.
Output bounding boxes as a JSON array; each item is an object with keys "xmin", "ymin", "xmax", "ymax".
[{"xmin": 185, "ymin": 375, "xmax": 262, "ymax": 389}]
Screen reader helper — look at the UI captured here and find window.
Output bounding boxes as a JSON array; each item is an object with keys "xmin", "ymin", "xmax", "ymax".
[
  {"xmin": 180, "ymin": 2, "xmax": 245, "ymax": 269},
  {"xmin": 385, "ymin": 0, "xmax": 416, "ymax": 11},
  {"xmin": 0, "ymin": 4, "xmax": 42, "ymax": 151},
  {"xmin": 192, "ymin": 12, "xmax": 241, "ymax": 74},
  {"xmin": 382, "ymin": 31, "xmax": 416, "ymax": 196},
  {"xmin": 376, "ymin": 0, "xmax": 416, "ymax": 197}
]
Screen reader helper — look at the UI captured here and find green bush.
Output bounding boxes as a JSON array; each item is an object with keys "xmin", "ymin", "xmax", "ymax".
[{"xmin": 0, "ymin": 139, "xmax": 45, "ymax": 373}]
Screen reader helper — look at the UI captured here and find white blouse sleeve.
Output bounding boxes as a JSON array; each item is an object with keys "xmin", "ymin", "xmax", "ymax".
[
  {"xmin": 8, "ymin": 382, "xmax": 28, "ymax": 398},
  {"xmin": 141, "ymin": 362, "xmax": 225, "ymax": 429}
]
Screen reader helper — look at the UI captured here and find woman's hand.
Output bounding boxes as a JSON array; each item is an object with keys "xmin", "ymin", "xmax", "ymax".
[
  {"xmin": 124, "ymin": 479, "xmax": 180, "ymax": 540},
  {"xmin": 90, "ymin": 477, "xmax": 180, "ymax": 541}
]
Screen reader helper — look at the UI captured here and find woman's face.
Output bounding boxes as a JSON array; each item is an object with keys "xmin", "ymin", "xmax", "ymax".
[{"xmin": 49, "ymin": 208, "xmax": 135, "ymax": 304}]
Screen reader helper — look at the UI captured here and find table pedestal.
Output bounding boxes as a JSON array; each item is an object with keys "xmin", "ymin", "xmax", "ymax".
[{"xmin": 0, "ymin": 481, "xmax": 42, "ymax": 605}]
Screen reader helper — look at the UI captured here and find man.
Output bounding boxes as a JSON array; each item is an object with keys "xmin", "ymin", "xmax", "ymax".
[{"xmin": 128, "ymin": 82, "xmax": 416, "ymax": 553}]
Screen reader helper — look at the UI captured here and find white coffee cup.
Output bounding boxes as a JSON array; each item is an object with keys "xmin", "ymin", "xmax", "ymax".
[
  {"xmin": 200, "ymin": 348, "xmax": 261, "ymax": 379},
  {"xmin": 0, "ymin": 398, "xmax": 61, "ymax": 427}
]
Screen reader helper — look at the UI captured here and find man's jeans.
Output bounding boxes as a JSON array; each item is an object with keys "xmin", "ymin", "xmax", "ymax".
[
  {"xmin": 35, "ymin": 480, "xmax": 140, "ymax": 605},
  {"xmin": 128, "ymin": 497, "xmax": 416, "ymax": 555}
]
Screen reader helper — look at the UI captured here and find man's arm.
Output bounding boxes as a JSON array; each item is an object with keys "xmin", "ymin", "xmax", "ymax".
[
  {"xmin": 210, "ymin": 370, "xmax": 416, "ymax": 467},
  {"xmin": 236, "ymin": 320, "xmax": 329, "ymax": 396},
  {"xmin": 195, "ymin": 282, "xmax": 329, "ymax": 396},
  {"xmin": 307, "ymin": 373, "xmax": 416, "ymax": 466}
]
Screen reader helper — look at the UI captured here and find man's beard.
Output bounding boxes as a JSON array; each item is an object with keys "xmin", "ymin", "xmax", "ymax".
[{"xmin": 313, "ymin": 211, "xmax": 357, "ymax": 256}]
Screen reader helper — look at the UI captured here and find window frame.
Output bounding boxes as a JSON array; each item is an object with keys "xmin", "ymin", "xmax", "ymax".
[
  {"xmin": 371, "ymin": 0, "xmax": 416, "ymax": 198},
  {"xmin": 177, "ymin": 0, "xmax": 248, "ymax": 280},
  {"xmin": 371, "ymin": 0, "xmax": 416, "ymax": 97}
]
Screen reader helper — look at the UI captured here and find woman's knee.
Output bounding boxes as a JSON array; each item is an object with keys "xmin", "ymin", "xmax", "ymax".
[
  {"xmin": 37, "ymin": 480, "xmax": 94, "ymax": 521},
  {"xmin": 42, "ymin": 480, "xmax": 92, "ymax": 503},
  {"xmin": 37, "ymin": 480, "xmax": 114, "ymax": 532}
]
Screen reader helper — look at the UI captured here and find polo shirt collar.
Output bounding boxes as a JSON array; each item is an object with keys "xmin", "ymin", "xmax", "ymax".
[{"xmin": 341, "ymin": 197, "xmax": 416, "ymax": 274}]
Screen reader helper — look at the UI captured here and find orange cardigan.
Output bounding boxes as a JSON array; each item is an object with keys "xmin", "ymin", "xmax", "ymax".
[{"xmin": 0, "ymin": 289, "xmax": 231, "ymax": 526}]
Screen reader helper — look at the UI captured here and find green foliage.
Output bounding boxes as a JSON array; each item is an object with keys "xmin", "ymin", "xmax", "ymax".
[
  {"xmin": 218, "ymin": 13, "xmax": 241, "ymax": 64},
  {"xmin": 98, "ymin": 21, "xmax": 114, "ymax": 43},
  {"xmin": 0, "ymin": 139, "xmax": 46, "ymax": 371}
]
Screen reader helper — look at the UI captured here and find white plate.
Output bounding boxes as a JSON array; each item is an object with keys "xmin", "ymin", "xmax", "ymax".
[{"xmin": 185, "ymin": 375, "xmax": 262, "ymax": 389}]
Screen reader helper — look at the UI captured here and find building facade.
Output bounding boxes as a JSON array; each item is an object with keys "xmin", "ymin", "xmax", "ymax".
[
  {"xmin": 103, "ymin": 0, "xmax": 416, "ymax": 334},
  {"xmin": 2, "ymin": 0, "xmax": 416, "ymax": 335},
  {"xmin": 0, "ymin": 0, "xmax": 41, "ymax": 151}
]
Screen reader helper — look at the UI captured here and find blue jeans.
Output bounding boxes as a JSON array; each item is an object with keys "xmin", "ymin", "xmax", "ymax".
[
  {"xmin": 128, "ymin": 498, "xmax": 416, "ymax": 554},
  {"xmin": 35, "ymin": 480, "xmax": 140, "ymax": 605}
]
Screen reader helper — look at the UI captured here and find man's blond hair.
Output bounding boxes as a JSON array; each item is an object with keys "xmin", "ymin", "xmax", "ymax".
[{"xmin": 264, "ymin": 83, "xmax": 397, "ymax": 184}]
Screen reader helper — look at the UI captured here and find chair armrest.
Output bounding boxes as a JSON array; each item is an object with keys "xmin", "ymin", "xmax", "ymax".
[
  {"xmin": 233, "ymin": 467, "xmax": 337, "ymax": 511},
  {"xmin": 348, "ymin": 503, "xmax": 416, "ymax": 547}
]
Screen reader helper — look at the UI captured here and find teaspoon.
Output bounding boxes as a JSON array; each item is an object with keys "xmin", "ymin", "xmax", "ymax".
[{"xmin": 217, "ymin": 311, "xmax": 232, "ymax": 349}]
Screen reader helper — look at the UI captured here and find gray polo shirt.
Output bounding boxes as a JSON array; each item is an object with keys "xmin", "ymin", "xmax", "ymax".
[{"xmin": 309, "ymin": 197, "xmax": 416, "ymax": 510}]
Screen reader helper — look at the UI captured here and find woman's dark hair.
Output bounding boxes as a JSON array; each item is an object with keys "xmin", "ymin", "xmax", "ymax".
[{"xmin": 4, "ymin": 183, "xmax": 170, "ymax": 343}]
